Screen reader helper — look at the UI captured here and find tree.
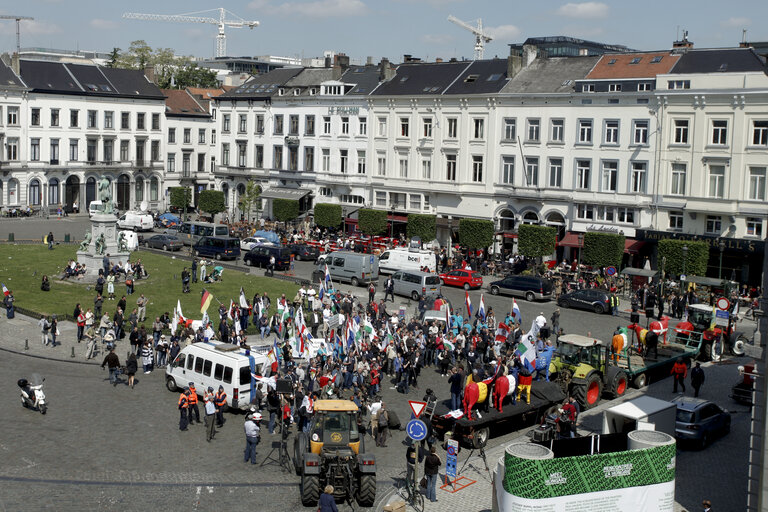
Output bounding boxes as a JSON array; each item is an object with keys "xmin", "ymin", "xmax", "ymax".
[
  {"xmin": 658, "ymin": 239, "xmax": 709, "ymax": 277},
  {"xmin": 517, "ymin": 224, "xmax": 557, "ymax": 259},
  {"xmin": 314, "ymin": 203, "xmax": 342, "ymax": 229},
  {"xmin": 582, "ymin": 232, "xmax": 626, "ymax": 268},
  {"xmin": 237, "ymin": 181, "xmax": 261, "ymax": 222},
  {"xmin": 161, "ymin": 64, "xmax": 218, "ymax": 89},
  {"xmin": 273, "ymin": 199, "xmax": 300, "ymax": 223},
  {"xmin": 107, "ymin": 48, "xmax": 120, "ymax": 68},
  {"xmin": 169, "ymin": 187, "xmax": 192, "ymax": 221},
  {"xmin": 458, "ymin": 219, "xmax": 494, "ymax": 249},
  {"xmin": 198, "ymin": 190, "xmax": 226, "ymax": 218},
  {"xmin": 112, "ymin": 41, "xmax": 219, "ymax": 89},
  {"xmin": 358, "ymin": 209, "xmax": 388, "ymax": 236},
  {"xmin": 406, "ymin": 214, "xmax": 436, "ymax": 243}
]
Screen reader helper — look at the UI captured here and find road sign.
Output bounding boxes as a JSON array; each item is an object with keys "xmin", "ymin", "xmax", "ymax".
[
  {"xmin": 445, "ymin": 439, "xmax": 458, "ymax": 479},
  {"xmin": 605, "ymin": 266, "xmax": 617, "ymax": 276},
  {"xmin": 715, "ymin": 309, "xmax": 730, "ymax": 327},
  {"xmin": 716, "ymin": 297, "xmax": 730, "ymax": 311},
  {"xmin": 406, "ymin": 419, "xmax": 428, "ymax": 441},
  {"xmin": 408, "ymin": 400, "xmax": 427, "ymax": 418}
]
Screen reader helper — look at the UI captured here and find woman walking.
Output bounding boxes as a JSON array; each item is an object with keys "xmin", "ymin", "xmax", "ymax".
[{"xmin": 125, "ymin": 352, "xmax": 138, "ymax": 389}]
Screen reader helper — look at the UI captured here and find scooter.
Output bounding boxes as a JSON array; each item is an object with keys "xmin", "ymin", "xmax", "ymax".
[{"xmin": 18, "ymin": 374, "xmax": 47, "ymax": 414}]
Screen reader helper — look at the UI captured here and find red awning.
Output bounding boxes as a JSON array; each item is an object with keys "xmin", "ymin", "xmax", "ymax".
[
  {"xmin": 558, "ymin": 232, "xmax": 583, "ymax": 248},
  {"xmin": 624, "ymin": 239, "xmax": 645, "ymax": 254},
  {"xmin": 387, "ymin": 214, "xmax": 408, "ymax": 223}
]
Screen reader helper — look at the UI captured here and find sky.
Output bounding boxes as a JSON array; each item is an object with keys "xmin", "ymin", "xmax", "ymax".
[{"xmin": 1, "ymin": 1, "xmax": 766, "ymax": 63}]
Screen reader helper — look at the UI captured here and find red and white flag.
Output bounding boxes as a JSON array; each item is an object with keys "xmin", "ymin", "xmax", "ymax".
[{"xmin": 495, "ymin": 322, "xmax": 510, "ymax": 343}]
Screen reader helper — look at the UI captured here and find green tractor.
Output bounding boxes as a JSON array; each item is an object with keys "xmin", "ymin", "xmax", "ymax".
[{"xmin": 548, "ymin": 334, "xmax": 630, "ymax": 409}]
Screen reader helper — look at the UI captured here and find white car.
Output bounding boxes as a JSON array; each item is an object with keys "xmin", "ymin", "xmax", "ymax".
[{"xmin": 240, "ymin": 237, "xmax": 274, "ymax": 251}]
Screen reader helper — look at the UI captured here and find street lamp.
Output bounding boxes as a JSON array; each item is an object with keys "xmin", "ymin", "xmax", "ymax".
[
  {"xmin": 577, "ymin": 233, "xmax": 584, "ymax": 281},
  {"xmin": 682, "ymin": 245, "xmax": 688, "ymax": 290},
  {"xmin": 718, "ymin": 240, "xmax": 726, "ymax": 280}
]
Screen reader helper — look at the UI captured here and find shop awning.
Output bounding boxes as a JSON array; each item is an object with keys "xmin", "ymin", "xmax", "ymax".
[
  {"xmin": 495, "ymin": 231, "xmax": 518, "ymax": 239},
  {"xmin": 621, "ymin": 268, "xmax": 658, "ymax": 278},
  {"xmin": 558, "ymin": 232, "xmax": 583, "ymax": 248},
  {"xmin": 624, "ymin": 239, "xmax": 645, "ymax": 254},
  {"xmin": 387, "ymin": 214, "xmax": 408, "ymax": 223},
  {"xmin": 260, "ymin": 187, "xmax": 311, "ymax": 200}
]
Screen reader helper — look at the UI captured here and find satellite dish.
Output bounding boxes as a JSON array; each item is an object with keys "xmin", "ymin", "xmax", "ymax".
[{"xmin": 140, "ymin": 201, "xmax": 148, "ymax": 212}]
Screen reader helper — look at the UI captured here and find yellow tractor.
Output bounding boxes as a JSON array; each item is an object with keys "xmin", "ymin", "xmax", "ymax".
[{"xmin": 293, "ymin": 400, "xmax": 376, "ymax": 507}]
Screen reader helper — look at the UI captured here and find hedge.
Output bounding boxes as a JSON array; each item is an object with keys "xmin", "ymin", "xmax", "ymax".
[
  {"xmin": 198, "ymin": 189, "xmax": 225, "ymax": 217},
  {"xmin": 358, "ymin": 209, "xmax": 388, "ymax": 236},
  {"xmin": 517, "ymin": 224, "xmax": 557, "ymax": 259},
  {"xmin": 582, "ymin": 232, "xmax": 625, "ymax": 268},
  {"xmin": 406, "ymin": 214, "xmax": 436, "ymax": 243},
  {"xmin": 658, "ymin": 239, "xmax": 709, "ymax": 276},
  {"xmin": 314, "ymin": 203, "xmax": 342, "ymax": 228},
  {"xmin": 458, "ymin": 218, "xmax": 495, "ymax": 249},
  {"xmin": 273, "ymin": 198, "xmax": 300, "ymax": 222}
]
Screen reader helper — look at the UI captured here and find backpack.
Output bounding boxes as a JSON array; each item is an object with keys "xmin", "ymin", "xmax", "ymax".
[{"xmin": 378, "ymin": 410, "xmax": 388, "ymax": 427}]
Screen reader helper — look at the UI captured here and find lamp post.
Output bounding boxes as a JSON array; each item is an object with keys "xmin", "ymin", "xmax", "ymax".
[
  {"xmin": 718, "ymin": 240, "xmax": 726, "ymax": 280},
  {"xmin": 682, "ymin": 245, "xmax": 688, "ymax": 291},
  {"xmin": 660, "ymin": 256, "xmax": 667, "ymax": 298},
  {"xmin": 577, "ymin": 233, "xmax": 584, "ymax": 282}
]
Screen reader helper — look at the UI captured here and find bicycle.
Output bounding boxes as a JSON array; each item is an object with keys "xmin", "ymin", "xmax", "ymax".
[{"xmin": 396, "ymin": 471, "xmax": 424, "ymax": 512}]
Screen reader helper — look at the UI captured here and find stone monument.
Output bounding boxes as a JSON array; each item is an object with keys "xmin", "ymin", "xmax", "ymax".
[{"xmin": 76, "ymin": 175, "xmax": 131, "ymax": 278}]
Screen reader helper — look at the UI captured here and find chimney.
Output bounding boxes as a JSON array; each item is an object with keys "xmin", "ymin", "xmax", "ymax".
[
  {"xmin": 435, "ymin": 57, "xmax": 443, "ymax": 63},
  {"xmin": 378, "ymin": 58, "xmax": 393, "ymax": 81},
  {"xmin": 335, "ymin": 53, "xmax": 350, "ymax": 71},
  {"xmin": 672, "ymin": 30, "xmax": 694, "ymax": 50},
  {"xmin": 507, "ymin": 54, "xmax": 522, "ymax": 78},
  {"xmin": 11, "ymin": 52, "xmax": 20, "ymax": 76},
  {"xmin": 366, "ymin": 56, "xmax": 373, "ymax": 66},
  {"xmin": 324, "ymin": 56, "xmax": 332, "ymax": 68},
  {"xmin": 144, "ymin": 64, "xmax": 156, "ymax": 84},
  {"xmin": 522, "ymin": 44, "xmax": 537, "ymax": 66}
]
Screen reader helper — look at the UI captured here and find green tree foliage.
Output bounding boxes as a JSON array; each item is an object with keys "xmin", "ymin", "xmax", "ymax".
[
  {"xmin": 458, "ymin": 219, "xmax": 495, "ymax": 249},
  {"xmin": 169, "ymin": 187, "xmax": 192, "ymax": 221},
  {"xmin": 198, "ymin": 190, "xmax": 226, "ymax": 218},
  {"xmin": 517, "ymin": 224, "xmax": 557, "ymax": 259},
  {"xmin": 273, "ymin": 198, "xmax": 300, "ymax": 223},
  {"xmin": 582, "ymin": 232, "xmax": 626, "ymax": 268},
  {"xmin": 162, "ymin": 64, "xmax": 218, "ymax": 89},
  {"xmin": 107, "ymin": 48, "xmax": 120, "ymax": 68},
  {"xmin": 658, "ymin": 239, "xmax": 709, "ymax": 276},
  {"xmin": 112, "ymin": 41, "xmax": 218, "ymax": 89},
  {"xmin": 406, "ymin": 214, "xmax": 436, "ymax": 243},
  {"xmin": 358, "ymin": 209, "xmax": 388, "ymax": 236},
  {"xmin": 314, "ymin": 203, "xmax": 342, "ymax": 228},
  {"xmin": 237, "ymin": 181, "xmax": 261, "ymax": 222}
]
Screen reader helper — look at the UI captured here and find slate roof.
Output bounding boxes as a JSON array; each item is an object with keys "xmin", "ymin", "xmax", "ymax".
[
  {"xmin": 285, "ymin": 68, "xmax": 334, "ymax": 87},
  {"xmin": 0, "ymin": 60, "xmax": 25, "ymax": 89},
  {"xmin": 443, "ymin": 59, "xmax": 510, "ymax": 95},
  {"xmin": 586, "ymin": 52, "xmax": 680, "ymax": 79},
  {"xmin": 670, "ymin": 48, "xmax": 767, "ymax": 74},
  {"xmin": 502, "ymin": 56, "xmax": 600, "ymax": 94},
  {"xmin": 371, "ymin": 61, "xmax": 471, "ymax": 96},
  {"xmin": 340, "ymin": 66, "xmax": 381, "ymax": 95},
  {"xmin": 219, "ymin": 67, "xmax": 303, "ymax": 99},
  {"xmin": 162, "ymin": 89, "xmax": 209, "ymax": 117}
]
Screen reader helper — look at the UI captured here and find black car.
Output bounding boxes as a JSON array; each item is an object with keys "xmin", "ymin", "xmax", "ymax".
[
  {"xmin": 488, "ymin": 275, "xmax": 553, "ymax": 302},
  {"xmin": 143, "ymin": 234, "xmax": 183, "ymax": 251},
  {"xmin": 287, "ymin": 243, "xmax": 319, "ymax": 262},
  {"xmin": 557, "ymin": 289, "xmax": 611, "ymax": 314},
  {"xmin": 244, "ymin": 246, "xmax": 292, "ymax": 270}
]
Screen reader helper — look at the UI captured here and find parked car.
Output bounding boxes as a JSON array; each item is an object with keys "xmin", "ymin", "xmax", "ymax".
[
  {"xmin": 192, "ymin": 236, "xmax": 241, "ymax": 260},
  {"xmin": 240, "ymin": 237, "xmax": 274, "ymax": 251},
  {"xmin": 672, "ymin": 396, "xmax": 731, "ymax": 448},
  {"xmin": 391, "ymin": 270, "xmax": 441, "ymax": 301},
  {"xmin": 144, "ymin": 234, "xmax": 183, "ymax": 251},
  {"xmin": 557, "ymin": 289, "xmax": 611, "ymax": 314},
  {"xmin": 244, "ymin": 246, "xmax": 292, "ymax": 270},
  {"xmin": 116, "ymin": 211, "xmax": 154, "ymax": 232},
  {"xmin": 439, "ymin": 270, "xmax": 483, "ymax": 290},
  {"xmin": 488, "ymin": 275, "xmax": 553, "ymax": 302},
  {"xmin": 287, "ymin": 243, "xmax": 320, "ymax": 262}
]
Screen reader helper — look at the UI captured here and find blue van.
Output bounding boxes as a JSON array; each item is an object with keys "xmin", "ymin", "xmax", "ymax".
[{"xmin": 192, "ymin": 236, "xmax": 241, "ymax": 261}]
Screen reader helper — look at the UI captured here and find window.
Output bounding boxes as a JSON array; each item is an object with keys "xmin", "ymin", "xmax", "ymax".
[
  {"xmin": 473, "ymin": 118, "xmax": 484, "ymax": 139},
  {"xmin": 120, "ymin": 112, "xmax": 129, "ymax": 130},
  {"xmin": 749, "ymin": 167, "xmax": 766, "ymax": 200},
  {"xmin": 50, "ymin": 139, "xmax": 60, "ymax": 164},
  {"xmin": 211, "ymin": 130, "xmax": 216, "ymax": 145},
  {"xmin": 48, "ymin": 178, "xmax": 59, "ymax": 205},
  {"xmin": 84, "ymin": 110, "xmax": 96, "ymax": 129},
  {"xmin": 390, "ymin": 192, "xmax": 406, "ymax": 209},
  {"xmin": 409, "ymin": 194, "xmax": 421, "ymax": 210},
  {"xmin": 69, "ymin": 139, "xmax": 79, "ymax": 161},
  {"xmin": 630, "ymin": 161, "xmax": 647, "ymax": 193},
  {"xmin": 70, "ymin": 110, "xmax": 79, "ymax": 128},
  {"xmin": 375, "ymin": 191, "xmax": 386, "ymax": 206},
  {"xmin": 152, "ymin": 113, "xmax": 160, "ymax": 130},
  {"xmin": 377, "ymin": 153, "xmax": 386, "ymax": 176},
  {"xmin": 638, "ymin": 82, "xmax": 652, "ymax": 92},
  {"xmin": 341, "ymin": 117, "xmax": 349, "ymax": 135},
  {"xmin": 256, "ymin": 114, "xmax": 264, "ymax": 134},
  {"xmin": 633, "ymin": 120, "xmax": 649, "ymax": 145},
  {"xmin": 548, "ymin": 158, "xmax": 562, "ymax": 188},
  {"xmin": 503, "ymin": 118, "xmax": 516, "ymax": 140},
  {"xmin": 29, "ymin": 179, "xmax": 40, "ymax": 206},
  {"xmin": 377, "ymin": 117, "xmax": 387, "ymax": 137},
  {"xmin": 673, "ymin": 119, "xmax": 689, "ymax": 144},
  {"xmin": 582, "ymin": 83, "xmax": 595, "ymax": 93},
  {"xmin": 182, "ymin": 153, "xmax": 191, "ymax": 176},
  {"xmin": 471, "ymin": 156, "xmax": 483, "ymax": 182},
  {"xmin": 5, "ymin": 138, "xmax": 18, "ymax": 160},
  {"xmin": 289, "ymin": 115, "xmax": 299, "ymax": 135},
  {"xmin": 151, "ymin": 140, "xmax": 160, "ymax": 161},
  {"xmin": 87, "ymin": 139, "xmax": 97, "ymax": 162},
  {"xmin": 274, "ymin": 115, "xmax": 283, "ymax": 135},
  {"xmin": 168, "ymin": 128, "xmax": 176, "ymax": 144},
  {"xmin": 29, "ymin": 108, "xmax": 40, "ymax": 126},
  {"xmin": 104, "ymin": 111, "xmax": 113, "ymax": 129},
  {"xmin": 7, "ymin": 106, "xmax": 18, "ymax": 125},
  {"xmin": 706, "ymin": 215, "xmax": 722, "ymax": 234},
  {"xmin": 137, "ymin": 113, "xmax": 145, "ymax": 130},
  {"xmin": 198, "ymin": 129, "xmax": 206, "ymax": 144},
  {"xmin": 30, "ymin": 138, "xmax": 40, "ymax": 161},
  {"xmin": 322, "ymin": 149, "xmax": 330, "ymax": 172},
  {"xmin": 708, "ymin": 165, "xmax": 725, "ymax": 198},
  {"xmin": 747, "ymin": 217, "xmax": 763, "ymax": 237},
  {"xmin": 340, "ymin": 149, "xmax": 348, "ymax": 173},
  {"xmin": 120, "ymin": 140, "xmax": 129, "ymax": 161},
  {"xmin": 102, "ymin": 139, "xmax": 112, "ymax": 163},
  {"xmin": 273, "ymin": 145, "xmax": 283, "ymax": 169},
  {"xmin": 222, "ymin": 114, "xmax": 230, "ymax": 133},
  {"xmin": 604, "ymin": 120, "xmax": 619, "ymax": 144},
  {"xmin": 617, "ymin": 207, "xmax": 635, "ymax": 224},
  {"xmin": 500, "ymin": 156, "xmax": 514, "ymax": 184},
  {"xmin": 608, "ymin": 83, "xmax": 622, "ymax": 92},
  {"xmin": 669, "ymin": 211, "xmax": 683, "ymax": 230},
  {"xmin": 711, "ymin": 120, "xmax": 728, "ymax": 145},
  {"xmin": 550, "ymin": 119, "xmax": 564, "ymax": 143},
  {"xmin": 304, "ymin": 147, "xmax": 314, "ymax": 171},
  {"xmin": 421, "ymin": 157, "xmax": 431, "ymax": 179},
  {"xmin": 238, "ymin": 143, "xmax": 247, "ymax": 167},
  {"xmin": 578, "ymin": 119, "xmax": 592, "ymax": 143},
  {"xmin": 357, "ymin": 151, "xmax": 366, "ymax": 174},
  {"xmin": 671, "ymin": 163, "xmax": 686, "ymax": 195},
  {"xmin": 399, "ymin": 156, "xmax": 408, "ymax": 178},
  {"xmin": 447, "ymin": 118, "xmax": 458, "ymax": 139},
  {"xmin": 601, "ymin": 161, "xmax": 617, "ymax": 192},
  {"xmin": 423, "ymin": 118, "xmax": 433, "ymax": 138},
  {"xmin": 255, "ymin": 145, "xmax": 264, "ymax": 168},
  {"xmin": 222, "ymin": 143, "xmax": 229, "ymax": 166},
  {"xmin": 576, "ymin": 160, "xmax": 591, "ymax": 190},
  {"xmin": 400, "ymin": 117, "xmax": 409, "ymax": 137},
  {"xmin": 323, "ymin": 116, "xmax": 331, "ymax": 135},
  {"xmin": 445, "ymin": 154, "xmax": 457, "ymax": 181},
  {"xmin": 183, "ymin": 128, "xmax": 191, "ymax": 144},
  {"xmin": 668, "ymin": 80, "xmax": 690, "ymax": 90},
  {"xmin": 239, "ymin": 114, "xmax": 247, "ymax": 133},
  {"xmin": 577, "ymin": 204, "xmax": 594, "ymax": 220},
  {"xmin": 51, "ymin": 109, "xmax": 59, "ymax": 127},
  {"xmin": 526, "ymin": 118, "xmax": 540, "ymax": 142},
  {"xmin": 524, "ymin": 157, "xmax": 538, "ymax": 187},
  {"xmin": 288, "ymin": 147, "xmax": 298, "ymax": 171},
  {"xmin": 305, "ymin": 115, "xmax": 315, "ymax": 136},
  {"xmin": 359, "ymin": 117, "xmax": 367, "ymax": 136},
  {"xmin": 752, "ymin": 121, "xmax": 768, "ymax": 146}
]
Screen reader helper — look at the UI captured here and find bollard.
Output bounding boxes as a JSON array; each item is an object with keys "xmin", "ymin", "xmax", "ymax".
[
  {"xmin": 24, "ymin": 338, "xmax": 29, "ymax": 350},
  {"xmin": 71, "ymin": 347, "xmax": 75, "ymax": 358},
  {"xmin": 8, "ymin": 233, "xmax": 14, "ymax": 242}
]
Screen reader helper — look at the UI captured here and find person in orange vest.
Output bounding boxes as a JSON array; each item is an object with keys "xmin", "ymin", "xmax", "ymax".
[
  {"xmin": 187, "ymin": 383, "xmax": 200, "ymax": 425},
  {"xmin": 178, "ymin": 388, "xmax": 190, "ymax": 431},
  {"xmin": 203, "ymin": 386, "xmax": 217, "ymax": 442},
  {"xmin": 671, "ymin": 358, "xmax": 688, "ymax": 393},
  {"xmin": 214, "ymin": 385, "xmax": 227, "ymax": 427}
]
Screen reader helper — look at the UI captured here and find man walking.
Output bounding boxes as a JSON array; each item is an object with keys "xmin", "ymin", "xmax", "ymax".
[
  {"xmin": 47, "ymin": 231, "xmax": 54, "ymax": 250},
  {"xmin": 243, "ymin": 413, "xmax": 261, "ymax": 464},
  {"xmin": 384, "ymin": 276, "xmax": 394, "ymax": 302},
  {"xmin": 376, "ymin": 402, "xmax": 389, "ymax": 447},
  {"xmin": 204, "ymin": 386, "xmax": 217, "ymax": 441},
  {"xmin": 191, "ymin": 259, "xmax": 198, "ymax": 284},
  {"xmin": 136, "ymin": 294, "xmax": 148, "ymax": 323},
  {"xmin": 691, "ymin": 362, "xmax": 705, "ymax": 397},
  {"xmin": 101, "ymin": 345, "xmax": 121, "ymax": 386},
  {"xmin": 368, "ymin": 282, "xmax": 376, "ymax": 304},
  {"xmin": 671, "ymin": 358, "xmax": 687, "ymax": 393},
  {"xmin": 266, "ymin": 254, "xmax": 275, "ymax": 277}
]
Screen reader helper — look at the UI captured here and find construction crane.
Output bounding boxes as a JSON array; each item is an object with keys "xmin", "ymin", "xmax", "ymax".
[
  {"xmin": 0, "ymin": 15, "xmax": 34, "ymax": 54},
  {"xmin": 447, "ymin": 15, "xmax": 492, "ymax": 61},
  {"xmin": 122, "ymin": 8, "xmax": 259, "ymax": 58}
]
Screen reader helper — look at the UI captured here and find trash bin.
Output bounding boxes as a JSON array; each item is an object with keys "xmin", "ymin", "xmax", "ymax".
[
  {"xmin": 8, "ymin": 233, "xmax": 14, "ymax": 242},
  {"xmin": 64, "ymin": 233, "xmax": 71, "ymax": 243}
]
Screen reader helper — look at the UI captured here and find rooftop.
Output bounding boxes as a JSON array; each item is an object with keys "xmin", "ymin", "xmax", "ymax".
[{"xmin": 586, "ymin": 52, "xmax": 681, "ymax": 79}]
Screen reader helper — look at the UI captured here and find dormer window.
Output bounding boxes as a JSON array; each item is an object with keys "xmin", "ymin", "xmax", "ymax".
[
  {"xmin": 650, "ymin": 56, "xmax": 663, "ymax": 63},
  {"xmin": 582, "ymin": 83, "xmax": 595, "ymax": 93},
  {"xmin": 310, "ymin": 88, "xmax": 317, "ymax": 95},
  {"xmin": 608, "ymin": 83, "xmax": 621, "ymax": 92},
  {"xmin": 464, "ymin": 74, "xmax": 479, "ymax": 83},
  {"xmin": 278, "ymin": 88, "xmax": 285, "ymax": 96},
  {"xmin": 630, "ymin": 57, "xmax": 641, "ymax": 64},
  {"xmin": 607, "ymin": 59, "xmax": 617, "ymax": 65},
  {"xmin": 293, "ymin": 89, "xmax": 300, "ymax": 96}
]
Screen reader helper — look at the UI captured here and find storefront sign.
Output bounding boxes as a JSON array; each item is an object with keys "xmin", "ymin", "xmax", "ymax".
[
  {"xmin": 571, "ymin": 222, "xmax": 636, "ymax": 238},
  {"xmin": 587, "ymin": 224, "xmax": 622, "ymax": 234},
  {"xmin": 327, "ymin": 106, "xmax": 360, "ymax": 115},
  {"xmin": 636, "ymin": 230, "xmax": 761, "ymax": 253}
]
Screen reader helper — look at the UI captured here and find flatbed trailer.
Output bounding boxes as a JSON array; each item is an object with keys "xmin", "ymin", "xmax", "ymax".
[{"xmin": 614, "ymin": 329, "xmax": 703, "ymax": 388}]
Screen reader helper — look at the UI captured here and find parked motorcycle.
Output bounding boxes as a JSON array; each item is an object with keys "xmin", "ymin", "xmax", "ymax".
[{"xmin": 18, "ymin": 374, "xmax": 47, "ymax": 414}]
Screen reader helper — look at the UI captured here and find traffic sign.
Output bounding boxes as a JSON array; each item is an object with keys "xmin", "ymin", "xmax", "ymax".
[
  {"xmin": 716, "ymin": 297, "xmax": 730, "ymax": 311},
  {"xmin": 605, "ymin": 266, "xmax": 617, "ymax": 276},
  {"xmin": 445, "ymin": 439, "xmax": 458, "ymax": 479},
  {"xmin": 715, "ymin": 309, "xmax": 730, "ymax": 327},
  {"xmin": 408, "ymin": 400, "xmax": 427, "ymax": 418},
  {"xmin": 406, "ymin": 419, "xmax": 428, "ymax": 441}
]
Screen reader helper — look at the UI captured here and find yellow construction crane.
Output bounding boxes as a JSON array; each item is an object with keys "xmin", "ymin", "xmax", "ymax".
[
  {"xmin": 122, "ymin": 8, "xmax": 259, "ymax": 58},
  {"xmin": 0, "ymin": 14, "xmax": 34, "ymax": 54}
]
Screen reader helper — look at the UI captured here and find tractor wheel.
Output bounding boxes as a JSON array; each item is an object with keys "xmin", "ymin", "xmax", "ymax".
[
  {"xmin": 293, "ymin": 432, "xmax": 308, "ymax": 475},
  {"xmin": 609, "ymin": 370, "xmax": 629, "ymax": 399},
  {"xmin": 472, "ymin": 427, "xmax": 490, "ymax": 449},
  {"xmin": 632, "ymin": 373, "xmax": 647, "ymax": 389},
  {"xmin": 356, "ymin": 474, "xmax": 376, "ymax": 507},
  {"xmin": 301, "ymin": 474, "xmax": 320, "ymax": 506},
  {"xmin": 699, "ymin": 342, "xmax": 713, "ymax": 361},
  {"xmin": 573, "ymin": 373, "xmax": 602, "ymax": 409}
]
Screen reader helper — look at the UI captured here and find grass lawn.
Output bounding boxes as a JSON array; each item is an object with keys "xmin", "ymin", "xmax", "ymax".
[{"xmin": 1, "ymin": 245, "xmax": 299, "ymax": 328}]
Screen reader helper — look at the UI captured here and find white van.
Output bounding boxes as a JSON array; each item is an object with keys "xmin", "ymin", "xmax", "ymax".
[
  {"xmin": 117, "ymin": 211, "xmax": 154, "ymax": 232},
  {"xmin": 165, "ymin": 342, "xmax": 269, "ymax": 411},
  {"xmin": 88, "ymin": 201, "xmax": 104, "ymax": 217},
  {"xmin": 378, "ymin": 248, "xmax": 437, "ymax": 274},
  {"xmin": 118, "ymin": 230, "xmax": 139, "ymax": 251}
]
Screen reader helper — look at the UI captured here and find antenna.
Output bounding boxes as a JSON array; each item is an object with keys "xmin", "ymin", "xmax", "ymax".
[{"xmin": 0, "ymin": 15, "xmax": 35, "ymax": 54}]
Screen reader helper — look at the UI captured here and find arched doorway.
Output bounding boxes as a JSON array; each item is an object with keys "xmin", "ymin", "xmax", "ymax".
[
  {"xmin": 65, "ymin": 175, "xmax": 80, "ymax": 211},
  {"xmin": 545, "ymin": 211, "xmax": 567, "ymax": 262},
  {"xmin": 117, "ymin": 175, "xmax": 130, "ymax": 211},
  {"xmin": 8, "ymin": 179, "xmax": 18, "ymax": 205},
  {"xmin": 236, "ymin": 183, "xmax": 246, "ymax": 220},
  {"xmin": 497, "ymin": 208, "xmax": 516, "ymax": 231},
  {"xmin": 86, "ymin": 177, "xmax": 96, "ymax": 208},
  {"xmin": 29, "ymin": 179, "xmax": 41, "ymax": 206},
  {"xmin": 522, "ymin": 211, "xmax": 540, "ymax": 225},
  {"xmin": 48, "ymin": 178, "xmax": 60, "ymax": 206},
  {"xmin": 149, "ymin": 177, "xmax": 159, "ymax": 203}
]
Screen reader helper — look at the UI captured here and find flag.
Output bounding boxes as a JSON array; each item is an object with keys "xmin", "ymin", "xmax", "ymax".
[
  {"xmin": 495, "ymin": 322, "xmax": 511, "ymax": 343},
  {"xmin": 512, "ymin": 299, "xmax": 522, "ymax": 323},
  {"xmin": 1, "ymin": 283, "xmax": 8, "ymax": 296},
  {"xmin": 239, "ymin": 287, "xmax": 248, "ymax": 309},
  {"xmin": 709, "ymin": 306, "xmax": 717, "ymax": 331},
  {"xmin": 177, "ymin": 300, "xmax": 184, "ymax": 322},
  {"xmin": 444, "ymin": 305, "xmax": 451, "ymax": 334},
  {"xmin": 464, "ymin": 291, "xmax": 473, "ymax": 317},
  {"xmin": 324, "ymin": 264, "xmax": 332, "ymax": 289},
  {"xmin": 518, "ymin": 336, "xmax": 537, "ymax": 373},
  {"xmin": 361, "ymin": 318, "xmax": 377, "ymax": 339},
  {"xmin": 201, "ymin": 289, "xmax": 213, "ymax": 314},
  {"xmin": 273, "ymin": 337, "xmax": 281, "ymax": 366},
  {"xmin": 478, "ymin": 294, "xmax": 486, "ymax": 321},
  {"xmin": 172, "ymin": 306, "xmax": 179, "ymax": 335}
]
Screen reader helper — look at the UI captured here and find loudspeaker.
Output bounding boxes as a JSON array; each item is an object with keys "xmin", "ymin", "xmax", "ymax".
[
  {"xmin": 276, "ymin": 378, "xmax": 293, "ymax": 394},
  {"xmin": 630, "ymin": 312, "xmax": 640, "ymax": 324}
]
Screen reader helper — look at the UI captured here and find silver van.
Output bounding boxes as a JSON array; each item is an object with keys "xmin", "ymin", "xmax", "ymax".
[
  {"xmin": 390, "ymin": 270, "xmax": 441, "ymax": 300},
  {"xmin": 323, "ymin": 251, "xmax": 379, "ymax": 287}
]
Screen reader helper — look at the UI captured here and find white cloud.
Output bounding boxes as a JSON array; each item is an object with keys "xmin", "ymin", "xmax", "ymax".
[
  {"xmin": 485, "ymin": 24, "xmax": 521, "ymax": 41},
  {"xmin": 248, "ymin": 0, "xmax": 273, "ymax": 9},
  {"xmin": 19, "ymin": 19, "xmax": 61, "ymax": 35},
  {"xmin": 271, "ymin": 0, "xmax": 367, "ymax": 17},
  {"xmin": 555, "ymin": 2, "xmax": 609, "ymax": 19},
  {"xmin": 89, "ymin": 19, "xmax": 119, "ymax": 30},
  {"xmin": 560, "ymin": 24, "xmax": 605, "ymax": 39},
  {"xmin": 421, "ymin": 34, "xmax": 453, "ymax": 45},
  {"xmin": 721, "ymin": 17, "xmax": 751, "ymax": 28}
]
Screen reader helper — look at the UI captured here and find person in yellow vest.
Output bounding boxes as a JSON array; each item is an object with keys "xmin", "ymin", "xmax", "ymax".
[
  {"xmin": 214, "ymin": 385, "xmax": 227, "ymax": 427},
  {"xmin": 187, "ymin": 382, "xmax": 200, "ymax": 425},
  {"xmin": 178, "ymin": 388, "xmax": 190, "ymax": 431},
  {"xmin": 203, "ymin": 386, "xmax": 217, "ymax": 442}
]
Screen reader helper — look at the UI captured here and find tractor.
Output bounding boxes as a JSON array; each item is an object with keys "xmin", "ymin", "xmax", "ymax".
[
  {"xmin": 293, "ymin": 400, "xmax": 376, "ymax": 507},
  {"xmin": 549, "ymin": 334, "xmax": 630, "ymax": 410},
  {"xmin": 675, "ymin": 303, "xmax": 750, "ymax": 358}
]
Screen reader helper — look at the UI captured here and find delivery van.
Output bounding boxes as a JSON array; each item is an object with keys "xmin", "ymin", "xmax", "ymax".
[
  {"xmin": 117, "ymin": 211, "xmax": 154, "ymax": 232},
  {"xmin": 322, "ymin": 251, "xmax": 379, "ymax": 287},
  {"xmin": 165, "ymin": 342, "xmax": 269, "ymax": 411},
  {"xmin": 378, "ymin": 248, "xmax": 437, "ymax": 274},
  {"xmin": 88, "ymin": 200, "xmax": 105, "ymax": 217},
  {"xmin": 391, "ymin": 269, "xmax": 442, "ymax": 300}
]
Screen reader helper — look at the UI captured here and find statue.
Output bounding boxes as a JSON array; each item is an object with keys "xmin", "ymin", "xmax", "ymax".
[
  {"xmin": 78, "ymin": 231, "xmax": 92, "ymax": 252},
  {"xmin": 118, "ymin": 232, "xmax": 128, "ymax": 252},
  {"xmin": 97, "ymin": 176, "xmax": 114, "ymax": 214},
  {"xmin": 94, "ymin": 233, "xmax": 106, "ymax": 255}
]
